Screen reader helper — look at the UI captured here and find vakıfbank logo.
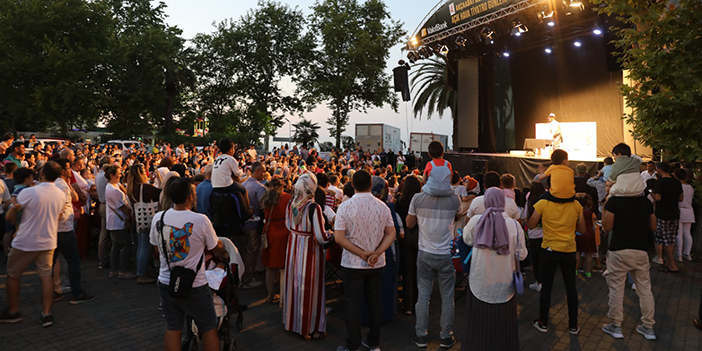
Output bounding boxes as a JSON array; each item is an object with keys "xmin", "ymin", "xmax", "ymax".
[
  {"xmin": 421, "ymin": 28, "xmax": 427, "ymax": 37},
  {"xmin": 449, "ymin": 3, "xmax": 456, "ymax": 15},
  {"xmin": 426, "ymin": 22, "xmax": 448, "ymax": 35}
]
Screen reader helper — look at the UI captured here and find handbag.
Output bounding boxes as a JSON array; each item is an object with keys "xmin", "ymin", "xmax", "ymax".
[
  {"xmin": 134, "ymin": 184, "xmax": 158, "ymax": 233},
  {"xmin": 157, "ymin": 209, "xmax": 203, "ymax": 297},
  {"xmin": 261, "ymin": 207, "xmax": 271, "ymax": 250},
  {"xmin": 512, "ymin": 220, "xmax": 524, "ymax": 295}
]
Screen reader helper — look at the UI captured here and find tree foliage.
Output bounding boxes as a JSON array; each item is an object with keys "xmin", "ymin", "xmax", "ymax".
[
  {"xmin": 301, "ymin": 0, "xmax": 405, "ymax": 148},
  {"xmin": 410, "ymin": 54, "xmax": 456, "ymax": 120},
  {"xmin": 293, "ymin": 118, "xmax": 320, "ymax": 149},
  {"xmin": 341, "ymin": 135, "xmax": 356, "ymax": 150},
  {"xmin": 593, "ymin": 0, "xmax": 702, "ymax": 161}
]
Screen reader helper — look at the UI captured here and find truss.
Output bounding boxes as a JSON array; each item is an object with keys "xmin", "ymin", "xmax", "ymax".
[{"xmin": 408, "ymin": 0, "xmax": 551, "ymax": 49}]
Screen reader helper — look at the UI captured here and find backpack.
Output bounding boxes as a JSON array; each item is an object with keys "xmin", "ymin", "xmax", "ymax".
[{"xmin": 450, "ymin": 228, "xmax": 472, "ymax": 274}]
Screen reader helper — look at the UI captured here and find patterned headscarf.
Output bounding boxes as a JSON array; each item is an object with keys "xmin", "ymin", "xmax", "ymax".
[
  {"xmin": 291, "ymin": 172, "xmax": 317, "ymax": 226},
  {"xmin": 371, "ymin": 176, "xmax": 388, "ymax": 202},
  {"xmin": 474, "ymin": 187, "xmax": 510, "ymax": 255}
]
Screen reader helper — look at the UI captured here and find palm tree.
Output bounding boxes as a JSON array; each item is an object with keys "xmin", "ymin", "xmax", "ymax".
[
  {"xmin": 293, "ymin": 118, "xmax": 320, "ymax": 149},
  {"xmin": 410, "ymin": 53, "xmax": 458, "ymax": 145}
]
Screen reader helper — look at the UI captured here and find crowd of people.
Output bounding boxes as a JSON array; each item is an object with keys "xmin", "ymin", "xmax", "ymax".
[{"xmin": 0, "ymin": 131, "xmax": 699, "ymax": 350}]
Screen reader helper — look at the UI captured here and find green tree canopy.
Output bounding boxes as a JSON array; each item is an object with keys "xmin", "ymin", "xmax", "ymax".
[
  {"xmin": 593, "ymin": 0, "xmax": 702, "ymax": 161},
  {"xmin": 300, "ymin": 0, "xmax": 405, "ymax": 148},
  {"xmin": 293, "ymin": 118, "xmax": 320, "ymax": 149}
]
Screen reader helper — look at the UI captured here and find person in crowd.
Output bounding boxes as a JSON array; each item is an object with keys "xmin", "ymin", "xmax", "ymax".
[
  {"xmin": 601, "ymin": 181, "xmax": 657, "ymax": 340},
  {"xmin": 651, "ymin": 162, "xmax": 683, "ymax": 272},
  {"xmin": 422, "ymin": 141, "xmax": 453, "ymax": 197},
  {"xmin": 260, "ymin": 178, "xmax": 292, "ymax": 304},
  {"xmin": 126, "ymin": 163, "xmax": 161, "ymax": 284},
  {"xmin": 674, "ymin": 168, "xmax": 694, "ymax": 262},
  {"xmin": 149, "ymin": 177, "xmax": 227, "ymax": 351},
  {"xmin": 195, "ymin": 163, "xmax": 214, "ymax": 219},
  {"xmin": 500, "ymin": 174, "xmax": 516, "ymax": 200},
  {"xmin": 53, "ymin": 158, "xmax": 95, "ymax": 303},
  {"xmin": 0, "ymin": 161, "xmax": 65, "ymax": 327},
  {"xmin": 525, "ymin": 181, "xmax": 546, "ymax": 292},
  {"xmin": 574, "ymin": 163, "xmax": 599, "ymax": 217},
  {"xmin": 406, "ymin": 166, "xmax": 461, "ymax": 349},
  {"xmin": 4, "ymin": 142, "xmax": 26, "ymax": 168},
  {"xmin": 283, "ymin": 173, "xmax": 333, "ymax": 341},
  {"xmin": 641, "ymin": 161, "xmax": 657, "ymax": 183},
  {"xmin": 153, "ymin": 157, "xmax": 173, "ymax": 189},
  {"xmin": 0, "ymin": 132, "xmax": 14, "ymax": 159},
  {"xmin": 96, "ymin": 155, "xmax": 114, "ymax": 270},
  {"xmin": 1, "ymin": 164, "xmax": 15, "ymax": 262},
  {"xmin": 575, "ymin": 193, "xmax": 597, "ymax": 278},
  {"xmin": 467, "ymin": 171, "xmax": 521, "ymax": 220},
  {"xmin": 528, "ymin": 172, "xmax": 586, "ymax": 335},
  {"xmin": 395, "ymin": 175, "xmax": 422, "ymax": 315},
  {"xmin": 335, "ymin": 170, "xmax": 396, "ymax": 351},
  {"xmin": 538, "ymin": 149, "xmax": 575, "ymax": 201},
  {"xmin": 105, "ymin": 165, "xmax": 136, "ymax": 279},
  {"xmin": 606, "ymin": 143, "xmax": 645, "ymax": 197},
  {"xmin": 461, "ymin": 188, "xmax": 527, "ymax": 350},
  {"xmin": 241, "ymin": 162, "xmax": 266, "ymax": 289}
]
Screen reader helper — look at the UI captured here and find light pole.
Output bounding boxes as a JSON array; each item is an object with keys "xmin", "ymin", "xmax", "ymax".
[{"xmin": 284, "ymin": 118, "xmax": 291, "ymax": 147}]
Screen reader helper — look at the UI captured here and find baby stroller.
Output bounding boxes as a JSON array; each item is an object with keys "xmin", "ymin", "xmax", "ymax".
[{"xmin": 182, "ymin": 237, "xmax": 245, "ymax": 351}]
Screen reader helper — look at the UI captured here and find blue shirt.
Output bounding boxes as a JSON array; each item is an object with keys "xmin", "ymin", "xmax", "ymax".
[
  {"xmin": 196, "ymin": 179, "xmax": 213, "ymax": 219},
  {"xmin": 242, "ymin": 177, "xmax": 266, "ymax": 229}
]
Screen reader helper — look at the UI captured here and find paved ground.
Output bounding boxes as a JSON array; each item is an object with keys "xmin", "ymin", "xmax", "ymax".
[{"xmin": 2, "ymin": 252, "xmax": 702, "ymax": 351}]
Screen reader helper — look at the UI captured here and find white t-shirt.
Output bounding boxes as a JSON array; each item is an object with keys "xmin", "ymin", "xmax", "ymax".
[
  {"xmin": 73, "ymin": 170, "xmax": 90, "ymax": 213},
  {"xmin": 12, "ymin": 182, "xmax": 65, "ymax": 251},
  {"xmin": 211, "ymin": 154, "xmax": 243, "ymax": 188},
  {"xmin": 55, "ymin": 178, "xmax": 75, "ymax": 232},
  {"xmin": 463, "ymin": 213, "xmax": 528, "ymax": 304},
  {"xmin": 0, "ymin": 179, "xmax": 10, "ymax": 215},
  {"xmin": 467, "ymin": 195, "xmax": 521, "ymax": 220},
  {"xmin": 154, "ymin": 167, "xmax": 170, "ymax": 189},
  {"xmin": 328, "ymin": 185, "xmax": 343, "ymax": 200},
  {"xmin": 105, "ymin": 183, "xmax": 128, "ymax": 230},
  {"xmin": 150, "ymin": 209, "xmax": 219, "ymax": 288}
]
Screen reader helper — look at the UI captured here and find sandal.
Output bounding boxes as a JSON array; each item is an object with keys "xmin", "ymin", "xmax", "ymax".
[
  {"xmin": 659, "ymin": 266, "xmax": 680, "ymax": 273},
  {"xmin": 303, "ymin": 332, "xmax": 326, "ymax": 341}
]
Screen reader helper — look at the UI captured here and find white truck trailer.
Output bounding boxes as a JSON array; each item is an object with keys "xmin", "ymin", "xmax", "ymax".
[{"xmin": 355, "ymin": 124, "xmax": 402, "ymax": 152}]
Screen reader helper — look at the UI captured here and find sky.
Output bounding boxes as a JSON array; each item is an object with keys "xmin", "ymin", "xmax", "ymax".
[{"xmin": 157, "ymin": 0, "xmax": 454, "ymax": 148}]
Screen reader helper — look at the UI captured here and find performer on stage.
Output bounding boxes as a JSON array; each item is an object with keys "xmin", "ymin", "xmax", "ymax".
[{"xmin": 548, "ymin": 113, "xmax": 563, "ymax": 149}]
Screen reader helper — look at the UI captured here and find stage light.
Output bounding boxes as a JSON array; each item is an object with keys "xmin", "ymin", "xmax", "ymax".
[
  {"xmin": 455, "ymin": 35, "xmax": 467, "ymax": 47},
  {"xmin": 406, "ymin": 51, "xmax": 419, "ymax": 63},
  {"xmin": 480, "ymin": 26, "xmax": 495, "ymax": 42},
  {"xmin": 547, "ymin": 21, "xmax": 555, "ymax": 27},
  {"xmin": 439, "ymin": 45, "xmax": 449, "ymax": 55},
  {"xmin": 511, "ymin": 18, "xmax": 528, "ymax": 37},
  {"xmin": 503, "ymin": 52, "xmax": 510, "ymax": 57},
  {"xmin": 562, "ymin": 0, "xmax": 584, "ymax": 15},
  {"xmin": 574, "ymin": 41, "xmax": 582, "ymax": 47},
  {"xmin": 545, "ymin": 47, "xmax": 553, "ymax": 54},
  {"xmin": 537, "ymin": 6, "xmax": 555, "ymax": 24},
  {"xmin": 410, "ymin": 36, "xmax": 418, "ymax": 47},
  {"xmin": 593, "ymin": 28, "xmax": 602, "ymax": 35},
  {"xmin": 418, "ymin": 46, "xmax": 432, "ymax": 58}
]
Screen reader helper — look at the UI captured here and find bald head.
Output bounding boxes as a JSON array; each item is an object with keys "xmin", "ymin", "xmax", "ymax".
[{"xmin": 59, "ymin": 148, "xmax": 75, "ymax": 162}]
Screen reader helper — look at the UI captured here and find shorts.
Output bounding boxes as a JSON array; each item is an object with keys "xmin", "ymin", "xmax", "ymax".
[
  {"xmin": 158, "ymin": 282, "xmax": 217, "ymax": 332},
  {"xmin": 654, "ymin": 219, "xmax": 678, "ymax": 246},
  {"xmin": 6, "ymin": 248, "xmax": 54, "ymax": 278}
]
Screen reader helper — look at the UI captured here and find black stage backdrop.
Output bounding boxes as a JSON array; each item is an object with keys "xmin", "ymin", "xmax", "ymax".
[{"xmin": 510, "ymin": 35, "xmax": 624, "ymax": 157}]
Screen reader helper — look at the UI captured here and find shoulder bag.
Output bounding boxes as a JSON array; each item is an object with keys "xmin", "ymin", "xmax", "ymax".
[
  {"xmin": 134, "ymin": 184, "xmax": 159, "ymax": 233},
  {"xmin": 157, "ymin": 209, "xmax": 203, "ymax": 297}
]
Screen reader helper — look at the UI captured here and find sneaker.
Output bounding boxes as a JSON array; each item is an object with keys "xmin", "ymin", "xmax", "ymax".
[
  {"xmin": 675, "ymin": 255, "xmax": 683, "ymax": 263},
  {"xmin": 118, "ymin": 272, "xmax": 137, "ymax": 279},
  {"xmin": 533, "ymin": 319, "xmax": 548, "ymax": 333},
  {"xmin": 361, "ymin": 337, "xmax": 381, "ymax": 351},
  {"xmin": 529, "ymin": 282, "xmax": 542, "ymax": 292},
  {"xmin": 684, "ymin": 254, "xmax": 693, "ymax": 261},
  {"xmin": 242, "ymin": 279, "xmax": 263, "ymax": 289},
  {"xmin": 636, "ymin": 324, "xmax": 656, "ymax": 340},
  {"xmin": 569, "ymin": 325, "xmax": 580, "ymax": 335},
  {"xmin": 440, "ymin": 336, "xmax": 456, "ymax": 348},
  {"xmin": 0, "ymin": 309, "xmax": 22, "ymax": 324},
  {"xmin": 40, "ymin": 313, "xmax": 53, "ymax": 328},
  {"xmin": 584, "ymin": 272, "xmax": 592, "ymax": 279},
  {"xmin": 651, "ymin": 256, "xmax": 663, "ymax": 265},
  {"xmin": 53, "ymin": 292, "xmax": 64, "ymax": 301},
  {"xmin": 109, "ymin": 271, "xmax": 119, "ymax": 278},
  {"xmin": 70, "ymin": 293, "xmax": 96, "ymax": 305},
  {"xmin": 632, "ymin": 283, "xmax": 637, "ymax": 291},
  {"xmin": 411, "ymin": 335, "xmax": 427, "ymax": 348},
  {"xmin": 602, "ymin": 323, "xmax": 623, "ymax": 339}
]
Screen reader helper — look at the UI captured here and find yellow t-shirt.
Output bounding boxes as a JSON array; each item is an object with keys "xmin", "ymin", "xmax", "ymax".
[
  {"xmin": 533, "ymin": 199, "xmax": 583, "ymax": 253},
  {"xmin": 544, "ymin": 164, "xmax": 575, "ymax": 199}
]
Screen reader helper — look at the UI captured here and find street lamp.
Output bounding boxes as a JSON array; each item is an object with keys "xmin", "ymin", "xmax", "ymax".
[{"xmin": 284, "ymin": 118, "xmax": 291, "ymax": 146}]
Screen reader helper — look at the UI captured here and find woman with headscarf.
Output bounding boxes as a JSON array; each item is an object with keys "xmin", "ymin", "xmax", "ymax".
[
  {"xmin": 260, "ymin": 178, "xmax": 292, "ymax": 304},
  {"xmin": 461, "ymin": 188, "xmax": 527, "ymax": 351},
  {"xmin": 283, "ymin": 173, "xmax": 333, "ymax": 341}
]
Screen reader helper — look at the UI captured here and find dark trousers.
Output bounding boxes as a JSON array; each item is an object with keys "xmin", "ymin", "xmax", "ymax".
[
  {"xmin": 53, "ymin": 230, "xmax": 84, "ymax": 297},
  {"xmin": 529, "ymin": 238, "xmax": 543, "ymax": 282},
  {"xmin": 109, "ymin": 229, "xmax": 132, "ymax": 273},
  {"xmin": 342, "ymin": 267, "xmax": 384, "ymax": 350},
  {"xmin": 400, "ymin": 228, "xmax": 419, "ymax": 312},
  {"xmin": 539, "ymin": 249, "xmax": 578, "ymax": 328}
]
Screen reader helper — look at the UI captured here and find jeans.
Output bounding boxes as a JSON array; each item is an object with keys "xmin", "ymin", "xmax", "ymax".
[
  {"xmin": 529, "ymin": 238, "xmax": 543, "ymax": 282},
  {"xmin": 98, "ymin": 204, "xmax": 111, "ymax": 266},
  {"xmin": 109, "ymin": 229, "xmax": 132, "ymax": 273},
  {"xmin": 342, "ymin": 267, "xmax": 384, "ymax": 350},
  {"xmin": 415, "ymin": 251, "xmax": 455, "ymax": 339},
  {"xmin": 136, "ymin": 231, "xmax": 151, "ymax": 277},
  {"xmin": 53, "ymin": 231, "xmax": 84, "ymax": 297},
  {"xmin": 605, "ymin": 250, "xmax": 655, "ymax": 328},
  {"xmin": 539, "ymin": 249, "xmax": 578, "ymax": 328}
]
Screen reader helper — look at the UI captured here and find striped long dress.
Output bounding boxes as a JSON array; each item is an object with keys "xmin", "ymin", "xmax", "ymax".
[{"xmin": 283, "ymin": 202, "xmax": 332, "ymax": 336}]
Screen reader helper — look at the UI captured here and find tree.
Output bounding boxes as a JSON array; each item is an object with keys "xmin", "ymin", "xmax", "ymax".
[
  {"xmin": 0, "ymin": 0, "xmax": 114, "ymax": 134},
  {"xmin": 301, "ymin": 0, "xmax": 405, "ymax": 148},
  {"xmin": 163, "ymin": 46, "xmax": 197, "ymax": 135},
  {"xmin": 341, "ymin": 135, "xmax": 356, "ymax": 150},
  {"xmin": 410, "ymin": 54, "xmax": 457, "ymax": 145},
  {"xmin": 293, "ymin": 119, "xmax": 320, "ymax": 149},
  {"xmin": 593, "ymin": 0, "xmax": 702, "ymax": 162},
  {"xmin": 318, "ymin": 141, "xmax": 334, "ymax": 152}
]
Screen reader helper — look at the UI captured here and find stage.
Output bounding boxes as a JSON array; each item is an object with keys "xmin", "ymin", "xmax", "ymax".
[{"xmin": 443, "ymin": 152, "xmax": 603, "ymax": 189}]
